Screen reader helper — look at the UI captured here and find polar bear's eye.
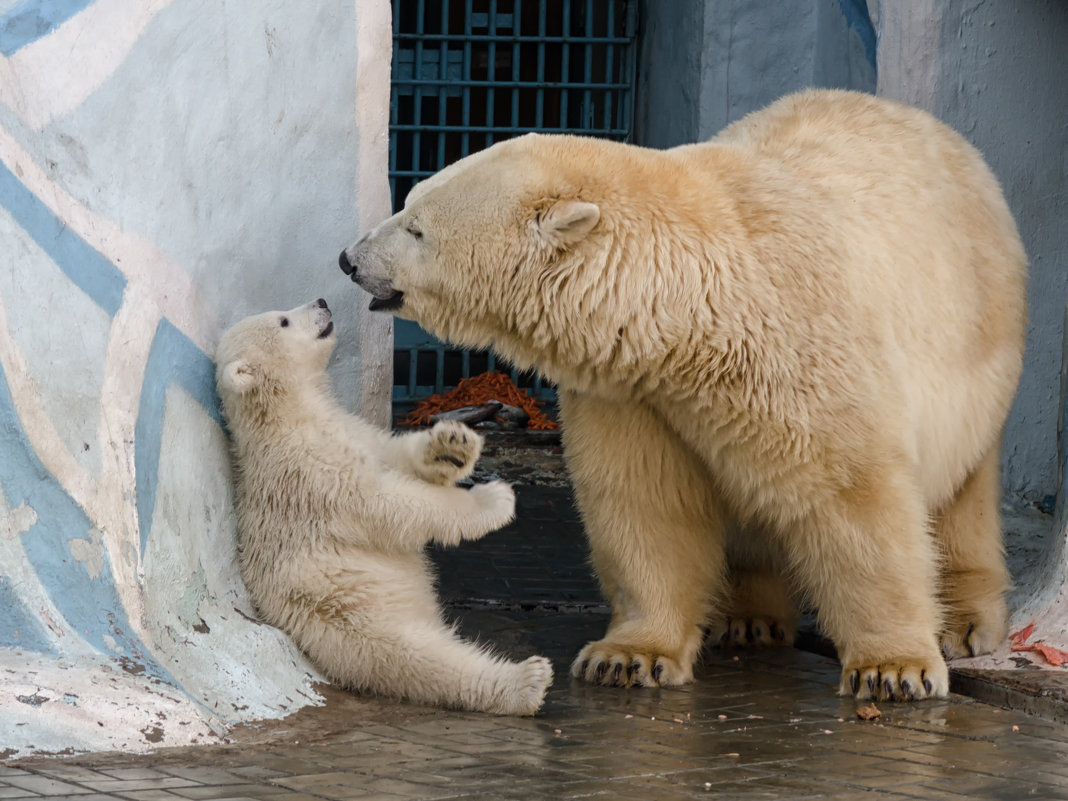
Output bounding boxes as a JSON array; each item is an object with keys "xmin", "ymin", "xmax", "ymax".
[
  {"xmin": 407, "ymin": 222, "xmax": 423, "ymax": 240},
  {"xmin": 280, "ymin": 317, "xmax": 289, "ymax": 328}
]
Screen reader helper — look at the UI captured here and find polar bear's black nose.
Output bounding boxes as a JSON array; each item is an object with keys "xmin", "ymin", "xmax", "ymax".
[
  {"xmin": 338, "ymin": 250, "xmax": 354, "ymax": 275},
  {"xmin": 316, "ymin": 298, "xmax": 328, "ymax": 309}
]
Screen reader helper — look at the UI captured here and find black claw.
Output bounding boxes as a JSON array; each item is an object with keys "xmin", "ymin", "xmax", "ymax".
[
  {"xmin": 901, "ymin": 679, "xmax": 913, "ymax": 699},
  {"xmin": 849, "ymin": 672, "xmax": 859, "ymax": 695},
  {"xmin": 579, "ymin": 659, "xmax": 590, "ymax": 678},
  {"xmin": 775, "ymin": 625, "xmax": 786, "ymax": 642},
  {"xmin": 652, "ymin": 663, "xmax": 664, "ymax": 683},
  {"xmin": 867, "ymin": 675, "xmax": 876, "ymax": 695},
  {"xmin": 627, "ymin": 662, "xmax": 637, "ymax": 679},
  {"xmin": 596, "ymin": 662, "xmax": 608, "ymax": 680},
  {"xmin": 612, "ymin": 663, "xmax": 623, "ymax": 683},
  {"xmin": 923, "ymin": 678, "xmax": 933, "ymax": 695},
  {"xmin": 883, "ymin": 678, "xmax": 894, "ymax": 699}
]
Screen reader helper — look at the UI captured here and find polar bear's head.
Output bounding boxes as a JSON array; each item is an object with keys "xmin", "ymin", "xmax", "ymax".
[
  {"xmin": 338, "ymin": 133, "xmax": 612, "ymax": 360},
  {"xmin": 216, "ymin": 299, "xmax": 336, "ymax": 406}
]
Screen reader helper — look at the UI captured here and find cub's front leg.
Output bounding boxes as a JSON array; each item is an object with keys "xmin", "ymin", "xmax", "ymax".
[
  {"xmin": 355, "ymin": 473, "xmax": 516, "ymax": 552},
  {"xmin": 389, "ymin": 420, "xmax": 484, "ymax": 486}
]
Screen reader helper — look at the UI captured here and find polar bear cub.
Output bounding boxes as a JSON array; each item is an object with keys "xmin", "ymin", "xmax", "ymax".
[{"xmin": 215, "ymin": 298, "xmax": 553, "ymax": 715}]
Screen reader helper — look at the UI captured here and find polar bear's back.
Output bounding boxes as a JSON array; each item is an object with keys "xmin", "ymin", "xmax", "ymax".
[{"xmin": 703, "ymin": 90, "xmax": 1026, "ymax": 507}]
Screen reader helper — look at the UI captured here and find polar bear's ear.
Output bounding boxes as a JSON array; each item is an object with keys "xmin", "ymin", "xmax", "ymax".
[
  {"xmin": 220, "ymin": 359, "xmax": 256, "ymax": 394},
  {"xmin": 536, "ymin": 200, "xmax": 600, "ymax": 249}
]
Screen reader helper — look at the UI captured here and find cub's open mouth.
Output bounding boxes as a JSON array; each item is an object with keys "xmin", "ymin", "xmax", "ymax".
[
  {"xmin": 369, "ymin": 291, "xmax": 404, "ymax": 312},
  {"xmin": 318, "ymin": 321, "xmax": 334, "ymax": 339}
]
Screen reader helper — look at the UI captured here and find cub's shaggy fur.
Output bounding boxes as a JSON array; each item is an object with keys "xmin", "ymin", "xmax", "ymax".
[
  {"xmin": 216, "ymin": 299, "xmax": 553, "ymax": 715},
  {"xmin": 340, "ymin": 89, "xmax": 1027, "ymax": 701}
]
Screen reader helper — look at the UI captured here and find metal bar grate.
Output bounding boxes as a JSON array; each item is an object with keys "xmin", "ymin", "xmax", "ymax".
[{"xmin": 389, "ymin": 0, "xmax": 639, "ymax": 410}]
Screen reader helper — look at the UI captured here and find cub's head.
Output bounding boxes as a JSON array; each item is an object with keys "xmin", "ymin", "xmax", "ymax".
[
  {"xmin": 216, "ymin": 299, "xmax": 336, "ymax": 410},
  {"xmin": 337, "ymin": 134, "xmax": 606, "ymax": 356}
]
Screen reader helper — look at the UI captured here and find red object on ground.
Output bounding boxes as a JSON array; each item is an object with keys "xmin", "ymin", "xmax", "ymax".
[
  {"xmin": 1009, "ymin": 622, "xmax": 1035, "ymax": 649},
  {"xmin": 400, "ymin": 371, "xmax": 559, "ymax": 430},
  {"xmin": 1009, "ymin": 621, "xmax": 1068, "ymax": 667}
]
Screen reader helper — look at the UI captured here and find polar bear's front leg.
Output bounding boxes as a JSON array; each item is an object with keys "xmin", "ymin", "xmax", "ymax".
[
  {"xmin": 382, "ymin": 420, "xmax": 484, "ymax": 485},
  {"xmin": 792, "ymin": 466, "xmax": 949, "ymax": 701},
  {"xmin": 559, "ymin": 391, "xmax": 727, "ymax": 687}
]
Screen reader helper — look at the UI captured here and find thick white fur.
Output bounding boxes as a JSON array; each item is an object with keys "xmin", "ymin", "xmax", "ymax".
[
  {"xmin": 216, "ymin": 300, "xmax": 552, "ymax": 715},
  {"xmin": 342, "ymin": 90, "xmax": 1027, "ymax": 701}
]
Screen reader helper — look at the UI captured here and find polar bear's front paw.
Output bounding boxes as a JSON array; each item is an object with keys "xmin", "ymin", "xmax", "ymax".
[
  {"xmin": 839, "ymin": 654, "xmax": 948, "ymax": 702},
  {"xmin": 468, "ymin": 480, "xmax": 516, "ymax": 531},
  {"xmin": 571, "ymin": 640, "xmax": 694, "ymax": 688},
  {"xmin": 421, "ymin": 421, "xmax": 483, "ymax": 485}
]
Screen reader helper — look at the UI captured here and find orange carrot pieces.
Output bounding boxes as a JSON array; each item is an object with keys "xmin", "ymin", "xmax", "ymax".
[{"xmin": 400, "ymin": 371, "xmax": 559, "ymax": 430}]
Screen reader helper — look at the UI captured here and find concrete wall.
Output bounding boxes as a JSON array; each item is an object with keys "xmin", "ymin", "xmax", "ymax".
[
  {"xmin": 636, "ymin": 0, "xmax": 876, "ymax": 148},
  {"xmin": 0, "ymin": 0, "xmax": 392, "ymax": 758}
]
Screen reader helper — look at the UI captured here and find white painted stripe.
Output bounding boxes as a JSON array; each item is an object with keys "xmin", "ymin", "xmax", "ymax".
[{"xmin": 0, "ymin": 0, "xmax": 177, "ymax": 131}]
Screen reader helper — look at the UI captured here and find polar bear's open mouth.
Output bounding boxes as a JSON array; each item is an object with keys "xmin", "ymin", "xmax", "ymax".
[
  {"xmin": 318, "ymin": 321, "xmax": 334, "ymax": 339},
  {"xmin": 369, "ymin": 291, "xmax": 404, "ymax": 312}
]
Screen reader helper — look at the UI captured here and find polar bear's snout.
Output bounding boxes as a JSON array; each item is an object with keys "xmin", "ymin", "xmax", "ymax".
[{"xmin": 339, "ymin": 244, "xmax": 405, "ymax": 313}]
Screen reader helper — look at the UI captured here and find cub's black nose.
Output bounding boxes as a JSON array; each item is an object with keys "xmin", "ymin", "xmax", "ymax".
[
  {"xmin": 316, "ymin": 298, "xmax": 328, "ymax": 309},
  {"xmin": 338, "ymin": 250, "xmax": 354, "ymax": 275}
]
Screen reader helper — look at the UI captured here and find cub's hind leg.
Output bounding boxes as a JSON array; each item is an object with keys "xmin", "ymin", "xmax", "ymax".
[
  {"xmin": 361, "ymin": 621, "xmax": 554, "ymax": 716},
  {"xmin": 934, "ymin": 444, "xmax": 1011, "ymax": 659}
]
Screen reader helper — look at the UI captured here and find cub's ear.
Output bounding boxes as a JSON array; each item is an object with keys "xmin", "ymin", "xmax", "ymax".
[
  {"xmin": 220, "ymin": 359, "xmax": 256, "ymax": 394},
  {"xmin": 536, "ymin": 199, "xmax": 600, "ymax": 249}
]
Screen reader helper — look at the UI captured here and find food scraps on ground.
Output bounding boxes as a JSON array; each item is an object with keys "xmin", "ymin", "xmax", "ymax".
[
  {"xmin": 856, "ymin": 704, "xmax": 882, "ymax": 721},
  {"xmin": 400, "ymin": 371, "xmax": 559, "ymax": 430},
  {"xmin": 1009, "ymin": 621, "xmax": 1068, "ymax": 667}
]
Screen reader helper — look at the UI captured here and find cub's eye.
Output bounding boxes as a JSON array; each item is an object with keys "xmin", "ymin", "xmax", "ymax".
[{"xmin": 280, "ymin": 317, "xmax": 289, "ymax": 328}]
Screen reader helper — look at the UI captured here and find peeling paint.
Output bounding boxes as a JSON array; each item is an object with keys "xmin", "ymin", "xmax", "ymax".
[
  {"xmin": 0, "ymin": 499, "xmax": 36, "ymax": 539},
  {"xmin": 67, "ymin": 526, "xmax": 104, "ymax": 579}
]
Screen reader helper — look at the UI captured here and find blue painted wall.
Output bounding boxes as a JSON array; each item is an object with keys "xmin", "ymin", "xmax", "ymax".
[{"xmin": 0, "ymin": 0, "xmax": 392, "ymax": 757}]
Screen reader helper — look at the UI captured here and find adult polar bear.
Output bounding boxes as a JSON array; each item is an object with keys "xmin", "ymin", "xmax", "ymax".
[{"xmin": 340, "ymin": 90, "xmax": 1027, "ymax": 701}]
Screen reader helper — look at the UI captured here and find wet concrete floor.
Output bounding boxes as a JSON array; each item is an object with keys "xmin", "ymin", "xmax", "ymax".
[{"xmin": 6, "ymin": 440, "xmax": 1068, "ymax": 799}]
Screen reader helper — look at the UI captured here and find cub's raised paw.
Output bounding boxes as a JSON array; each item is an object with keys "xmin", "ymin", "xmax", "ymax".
[
  {"xmin": 571, "ymin": 640, "xmax": 693, "ymax": 687},
  {"xmin": 422, "ymin": 420, "xmax": 483, "ymax": 484},
  {"xmin": 469, "ymin": 480, "xmax": 516, "ymax": 530},
  {"xmin": 840, "ymin": 656, "xmax": 948, "ymax": 701}
]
